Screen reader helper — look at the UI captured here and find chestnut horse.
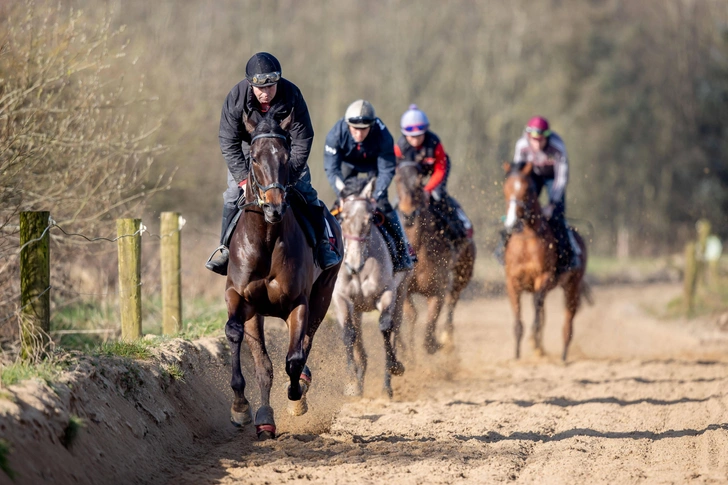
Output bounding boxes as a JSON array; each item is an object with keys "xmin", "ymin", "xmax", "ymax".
[
  {"xmin": 502, "ymin": 161, "xmax": 590, "ymax": 361},
  {"xmin": 224, "ymin": 110, "xmax": 343, "ymax": 440},
  {"xmin": 395, "ymin": 161, "xmax": 476, "ymax": 354},
  {"xmin": 332, "ymin": 177, "xmax": 407, "ymax": 398}
]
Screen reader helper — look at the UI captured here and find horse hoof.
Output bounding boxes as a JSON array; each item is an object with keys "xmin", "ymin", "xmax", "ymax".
[
  {"xmin": 389, "ymin": 361, "xmax": 405, "ymax": 376},
  {"xmin": 230, "ymin": 405, "xmax": 253, "ymax": 427},
  {"xmin": 287, "ymin": 397, "xmax": 308, "ymax": 416},
  {"xmin": 533, "ymin": 347, "xmax": 545, "ymax": 358},
  {"xmin": 255, "ymin": 424, "xmax": 276, "ymax": 440},
  {"xmin": 344, "ymin": 382, "xmax": 362, "ymax": 397},
  {"xmin": 425, "ymin": 339, "xmax": 441, "ymax": 354}
]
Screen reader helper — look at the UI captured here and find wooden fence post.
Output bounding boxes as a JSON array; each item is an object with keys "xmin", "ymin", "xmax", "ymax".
[
  {"xmin": 19, "ymin": 211, "xmax": 51, "ymax": 358},
  {"xmin": 117, "ymin": 219, "xmax": 142, "ymax": 340},
  {"xmin": 684, "ymin": 242, "xmax": 698, "ymax": 316},
  {"xmin": 160, "ymin": 212, "xmax": 182, "ymax": 335}
]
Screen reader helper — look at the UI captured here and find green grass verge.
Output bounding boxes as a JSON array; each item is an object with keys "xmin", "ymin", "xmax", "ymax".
[
  {"xmin": 92, "ymin": 340, "xmax": 154, "ymax": 360},
  {"xmin": 0, "ymin": 361, "xmax": 61, "ymax": 387}
]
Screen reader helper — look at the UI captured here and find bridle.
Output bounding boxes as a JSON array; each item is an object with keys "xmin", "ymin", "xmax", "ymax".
[
  {"xmin": 340, "ymin": 195, "xmax": 382, "ymax": 276},
  {"xmin": 240, "ymin": 132, "xmax": 291, "ymax": 210},
  {"xmin": 396, "ymin": 161, "xmax": 424, "ymax": 224}
]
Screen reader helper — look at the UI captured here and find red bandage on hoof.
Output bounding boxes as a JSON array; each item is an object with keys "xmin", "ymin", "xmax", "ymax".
[
  {"xmin": 300, "ymin": 372, "xmax": 312, "ymax": 384},
  {"xmin": 256, "ymin": 424, "xmax": 276, "ymax": 436}
]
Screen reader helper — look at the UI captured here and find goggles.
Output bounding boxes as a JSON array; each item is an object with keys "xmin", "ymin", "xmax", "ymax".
[
  {"xmin": 347, "ymin": 116, "xmax": 375, "ymax": 127},
  {"xmin": 249, "ymin": 71, "xmax": 281, "ymax": 86},
  {"xmin": 525, "ymin": 126, "xmax": 551, "ymax": 139},
  {"xmin": 403, "ymin": 123, "xmax": 428, "ymax": 134}
]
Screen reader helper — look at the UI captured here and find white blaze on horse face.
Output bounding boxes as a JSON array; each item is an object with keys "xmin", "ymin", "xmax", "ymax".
[{"xmin": 505, "ymin": 196, "xmax": 518, "ymax": 229}]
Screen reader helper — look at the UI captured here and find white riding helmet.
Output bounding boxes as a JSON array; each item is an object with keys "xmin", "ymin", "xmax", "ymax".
[
  {"xmin": 400, "ymin": 104, "xmax": 429, "ymax": 136},
  {"xmin": 345, "ymin": 100, "xmax": 376, "ymax": 128}
]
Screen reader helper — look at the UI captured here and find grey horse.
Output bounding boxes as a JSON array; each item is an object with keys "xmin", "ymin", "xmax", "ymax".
[{"xmin": 332, "ymin": 177, "xmax": 408, "ymax": 398}]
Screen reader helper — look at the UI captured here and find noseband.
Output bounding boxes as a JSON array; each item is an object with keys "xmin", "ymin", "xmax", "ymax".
[{"xmin": 242, "ymin": 133, "xmax": 290, "ymax": 209}]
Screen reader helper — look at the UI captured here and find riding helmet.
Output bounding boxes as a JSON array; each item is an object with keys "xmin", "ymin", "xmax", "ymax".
[
  {"xmin": 345, "ymin": 100, "xmax": 376, "ymax": 128},
  {"xmin": 525, "ymin": 116, "xmax": 551, "ymax": 139},
  {"xmin": 245, "ymin": 52, "xmax": 282, "ymax": 87},
  {"xmin": 400, "ymin": 104, "xmax": 430, "ymax": 136}
]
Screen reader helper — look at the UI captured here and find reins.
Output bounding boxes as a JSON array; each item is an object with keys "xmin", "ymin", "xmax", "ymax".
[{"xmin": 239, "ymin": 132, "xmax": 291, "ymax": 211}]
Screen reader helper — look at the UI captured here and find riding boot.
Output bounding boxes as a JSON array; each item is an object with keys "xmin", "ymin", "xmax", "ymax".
[
  {"xmin": 447, "ymin": 196, "xmax": 473, "ymax": 239},
  {"xmin": 310, "ymin": 203, "xmax": 342, "ymax": 270},
  {"xmin": 205, "ymin": 202, "xmax": 238, "ymax": 276},
  {"xmin": 548, "ymin": 216, "xmax": 577, "ymax": 275},
  {"xmin": 381, "ymin": 210, "xmax": 414, "ymax": 273},
  {"xmin": 494, "ymin": 229, "xmax": 510, "ymax": 266}
]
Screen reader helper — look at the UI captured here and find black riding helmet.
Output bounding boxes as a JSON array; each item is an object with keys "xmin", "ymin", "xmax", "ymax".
[{"xmin": 245, "ymin": 52, "xmax": 282, "ymax": 87}]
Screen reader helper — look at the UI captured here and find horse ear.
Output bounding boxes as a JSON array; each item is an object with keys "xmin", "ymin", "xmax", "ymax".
[
  {"xmin": 279, "ymin": 110, "xmax": 294, "ymax": 131},
  {"xmin": 243, "ymin": 112, "xmax": 257, "ymax": 134},
  {"xmin": 362, "ymin": 177, "xmax": 377, "ymax": 199},
  {"xmin": 522, "ymin": 162, "xmax": 533, "ymax": 175}
]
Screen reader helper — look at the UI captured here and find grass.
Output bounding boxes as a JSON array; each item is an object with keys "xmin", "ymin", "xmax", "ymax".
[
  {"xmin": 0, "ymin": 361, "xmax": 61, "ymax": 387},
  {"xmin": 163, "ymin": 362, "xmax": 185, "ymax": 382},
  {"xmin": 61, "ymin": 415, "xmax": 85, "ymax": 449},
  {"xmin": 0, "ymin": 439, "xmax": 14, "ymax": 480},
  {"xmin": 92, "ymin": 340, "xmax": 154, "ymax": 360},
  {"xmin": 665, "ymin": 280, "xmax": 728, "ymax": 319}
]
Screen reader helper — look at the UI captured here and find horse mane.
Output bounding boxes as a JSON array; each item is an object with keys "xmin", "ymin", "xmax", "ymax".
[
  {"xmin": 251, "ymin": 105, "xmax": 290, "ymax": 138},
  {"xmin": 339, "ymin": 176, "xmax": 373, "ymax": 199}
]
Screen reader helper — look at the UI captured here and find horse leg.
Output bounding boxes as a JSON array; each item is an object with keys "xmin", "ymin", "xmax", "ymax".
[
  {"xmin": 400, "ymin": 289, "xmax": 417, "ymax": 360},
  {"xmin": 344, "ymin": 311, "xmax": 366, "ymax": 397},
  {"xmin": 424, "ymin": 295, "xmax": 445, "ymax": 354},
  {"xmin": 441, "ymin": 285, "xmax": 461, "ymax": 353},
  {"xmin": 224, "ymin": 288, "xmax": 255, "ymax": 427},
  {"xmin": 562, "ymin": 276, "xmax": 581, "ymax": 362},
  {"xmin": 285, "ymin": 300, "xmax": 310, "ymax": 416},
  {"xmin": 532, "ymin": 292, "xmax": 547, "ymax": 357},
  {"xmin": 242, "ymin": 314, "xmax": 276, "ymax": 440},
  {"xmin": 377, "ymin": 288, "xmax": 405, "ymax": 399},
  {"xmin": 506, "ymin": 281, "xmax": 523, "ymax": 359}
]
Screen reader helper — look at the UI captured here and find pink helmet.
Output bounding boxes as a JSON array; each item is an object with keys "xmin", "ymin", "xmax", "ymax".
[{"xmin": 525, "ymin": 116, "xmax": 551, "ymax": 139}]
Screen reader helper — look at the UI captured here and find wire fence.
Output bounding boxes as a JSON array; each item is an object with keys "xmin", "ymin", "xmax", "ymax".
[{"xmin": 0, "ymin": 212, "xmax": 187, "ymax": 356}]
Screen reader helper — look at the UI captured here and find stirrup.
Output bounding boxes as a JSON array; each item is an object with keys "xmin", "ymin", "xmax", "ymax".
[{"xmin": 205, "ymin": 244, "xmax": 227, "ymax": 263}]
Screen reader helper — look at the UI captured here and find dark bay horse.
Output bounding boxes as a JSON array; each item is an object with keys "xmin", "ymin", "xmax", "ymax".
[
  {"xmin": 502, "ymin": 161, "xmax": 590, "ymax": 361},
  {"xmin": 224, "ymin": 110, "xmax": 343, "ymax": 439},
  {"xmin": 395, "ymin": 161, "xmax": 476, "ymax": 354},
  {"xmin": 332, "ymin": 177, "xmax": 407, "ymax": 398}
]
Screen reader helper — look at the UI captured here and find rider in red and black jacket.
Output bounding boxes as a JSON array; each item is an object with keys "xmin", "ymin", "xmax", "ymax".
[{"xmin": 394, "ymin": 105, "xmax": 473, "ymax": 242}]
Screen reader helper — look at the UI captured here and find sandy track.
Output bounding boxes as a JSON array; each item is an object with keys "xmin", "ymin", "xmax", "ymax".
[{"xmin": 168, "ymin": 284, "xmax": 728, "ymax": 485}]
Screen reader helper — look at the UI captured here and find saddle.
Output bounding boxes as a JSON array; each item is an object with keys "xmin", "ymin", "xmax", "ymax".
[
  {"xmin": 430, "ymin": 196, "xmax": 468, "ymax": 243},
  {"xmin": 224, "ymin": 189, "xmax": 333, "ymax": 251}
]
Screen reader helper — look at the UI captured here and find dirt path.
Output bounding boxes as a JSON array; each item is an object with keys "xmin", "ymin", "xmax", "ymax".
[{"xmin": 168, "ymin": 284, "xmax": 728, "ymax": 485}]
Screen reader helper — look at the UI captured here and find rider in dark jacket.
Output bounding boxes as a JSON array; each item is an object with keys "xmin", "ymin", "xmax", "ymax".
[
  {"xmin": 324, "ymin": 100, "xmax": 413, "ymax": 273},
  {"xmin": 394, "ymin": 104, "xmax": 473, "ymax": 244},
  {"xmin": 206, "ymin": 52, "xmax": 341, "ymax": 275}
]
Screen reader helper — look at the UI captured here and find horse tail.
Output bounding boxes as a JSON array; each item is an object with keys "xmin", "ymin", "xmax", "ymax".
[{"xmin": 580, "ymin": 279, "xmax": 594, "ymax": 306}]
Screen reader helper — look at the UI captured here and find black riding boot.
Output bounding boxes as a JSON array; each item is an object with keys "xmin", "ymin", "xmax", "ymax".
[
  {"xmin": 548, "ymin": 216, "xmax": 580, "ymax": 275},
  {"xmin": 205, "ymin": 202, "xmax": 238, "ymax": 276},
  {"xmin": 381, "ymin": 210, "xmax": 414, "ymax": 273},
  {"xmin": 310, "ymin": 203, "xmax": 342, "ymax": 270}
]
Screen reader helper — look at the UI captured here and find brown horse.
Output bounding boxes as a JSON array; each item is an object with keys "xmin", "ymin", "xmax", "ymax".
[
  {"xmin": 224, "ymin": 110, "xmax": 343, "ymax": 440},
  {"xmin": 502, "ymin": 161, "xmax": 589, "ymax": 361},
  {"xmin": 395, "ymin": 161, "xmax": 476, "ymax": 354}
]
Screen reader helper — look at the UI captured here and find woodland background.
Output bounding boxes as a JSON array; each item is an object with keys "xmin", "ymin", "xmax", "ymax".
[{"xmin": 1, "ymin": 0, "xmax": 727, "ymax": 332}]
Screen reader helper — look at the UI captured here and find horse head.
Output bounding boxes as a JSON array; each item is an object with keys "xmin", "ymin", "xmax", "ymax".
[
  {"xmin": 243, "ymin": 109, "xmax": 293, "ymax": 224},
  {"xmin": 339, "ymin": 177, "xmax": 380, "ymax": 276},
  {"xmin": 395, "ymin": 161, "xmax": 425, "ymax": 227},
  {"xmin": 502, "ymin": 161, "xmax": 538, "ymax": 230}
]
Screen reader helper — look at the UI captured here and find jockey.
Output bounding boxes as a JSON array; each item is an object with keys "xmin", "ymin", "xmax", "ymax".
[
  {"xmin": 508, "ymin": 115, "xmax": 582, "ymax": 273},
  {"xmin": 394, "ymin": 104, "xmax": 473, "ymax": 244},
  {"xmin": 323, "ymin": 99, "xmax": 414, "ymax": 273},
  {"xmin": 206, "ymin": 52, "xmax": 341, "ymax": 275}
]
